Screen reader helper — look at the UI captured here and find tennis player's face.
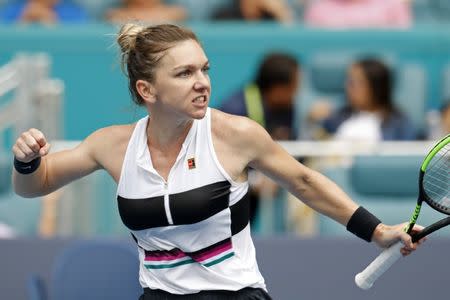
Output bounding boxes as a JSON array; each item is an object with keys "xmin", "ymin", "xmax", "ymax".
[
  {"xmin": 152, "ymin": 39, "xmax": 211, "ymax": 120},
  {"xmin": 346, "ymin": 64, "xmax": 374, "ymax": 111}
]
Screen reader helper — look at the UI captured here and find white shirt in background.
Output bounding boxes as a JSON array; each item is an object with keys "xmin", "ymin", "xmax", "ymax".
[{"xmin": 334, "ymin": 112, "xmax": 382, "ymax": 142}]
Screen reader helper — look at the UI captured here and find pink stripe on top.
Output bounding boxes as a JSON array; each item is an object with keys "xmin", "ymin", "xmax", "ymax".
[
  {"xmin": 192, "ymin": 242, "xmax": 232, "ymax": 262},
  {"xmin": 144, "ymin": 252, "xmax": 187, "ymax": 261}
]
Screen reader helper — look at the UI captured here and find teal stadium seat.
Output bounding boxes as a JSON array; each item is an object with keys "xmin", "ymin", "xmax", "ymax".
[
  {"xmin": 350, "ymin": 156, "xmax": 420, "ymax": 197},
  {"xmin": 412, "ymin": 0, "xmax": 435, "ymax": 23},
  {"xmin": 394, "ymin": 64, "xmax": 427, "ymax": 131},
  {"xmin": 319, "ymin": 155, "xmax": 446, "ymax": 237},
  {"xmin": 411, "ymin": 0, "xmax": 450, "ymax": 23},
  {"xmin": 428, "ymin": 0, "xmax": 450, "ymax": 22}
]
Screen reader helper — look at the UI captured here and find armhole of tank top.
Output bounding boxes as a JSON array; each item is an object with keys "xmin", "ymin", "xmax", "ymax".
[
  {"xmin": 206, "ymin": 109, "xmax": 246, "ymax": 188},
  {"xmin": 116, "ymin": 117, "xmax": 148, "ymax": 195}
]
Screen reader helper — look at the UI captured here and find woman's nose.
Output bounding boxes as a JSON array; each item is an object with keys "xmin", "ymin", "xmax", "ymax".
[{"xmin": 194, "ymin": 73, "xmax": 209, "ymax": 91}]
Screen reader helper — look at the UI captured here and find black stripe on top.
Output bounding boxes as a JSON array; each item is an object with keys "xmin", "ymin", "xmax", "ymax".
[
  {"xmin": 144, "ymin": 247, "xmax": 184, "ymax": 258},
  {"xmin": 118, "ymin": 194, "xmax": 168, "ymax": 231},
  {"xmin": 170, "ymin": 181, "xmax": 231, "ymax": 224},
  {"xmin": 118, "ymin": 181, "xmax": 231, "ymax": 231},
  {"xmin": 230, "ymin": 191, "xmax": 250, "ymax": 235},
  {"xmin": 129, "ymin": 191, "xmax": 250, "ymax": 253}
]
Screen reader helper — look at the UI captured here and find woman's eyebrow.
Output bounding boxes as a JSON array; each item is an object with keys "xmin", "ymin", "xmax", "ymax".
[{"xmin": 172, "ymin": 61, "xmax": 209, "ymax": 71}]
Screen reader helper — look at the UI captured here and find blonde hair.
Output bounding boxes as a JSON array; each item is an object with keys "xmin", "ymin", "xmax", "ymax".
[{"xmin": 117, "ymin": 23, "xmax": 200, "ymax": 105}]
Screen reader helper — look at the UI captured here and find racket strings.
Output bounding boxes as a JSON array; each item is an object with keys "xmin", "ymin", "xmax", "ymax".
[{"xmin": 423, "ymin": 144, "xmax": 450, "ymax": 211}]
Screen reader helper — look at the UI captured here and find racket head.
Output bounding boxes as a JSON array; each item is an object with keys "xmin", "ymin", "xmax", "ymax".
[{"xmin": 419, "ymin": 134, "xmax": 450, "ymax": 215}]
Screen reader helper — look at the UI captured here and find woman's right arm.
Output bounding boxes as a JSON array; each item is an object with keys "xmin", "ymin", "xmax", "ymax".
[{"xmin": 12, "ymin": 128, "xmax": 102, "ymax": 198}]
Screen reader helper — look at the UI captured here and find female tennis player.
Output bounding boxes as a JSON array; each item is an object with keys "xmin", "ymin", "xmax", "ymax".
[{"xmin": 12, "ymin": 23, "xmax": 422, "ymax": 299}]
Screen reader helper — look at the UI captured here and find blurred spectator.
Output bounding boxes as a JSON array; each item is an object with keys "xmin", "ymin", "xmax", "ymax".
[
  {"xmin": 220, "ymin": 52, "xmax": 300, "ymax": 225},
  {"xmin": 308, "ymin": 58, "xmax": 417, "ymax": 141},
  {"xmin": 304, "ymin": 0, "xmax": 412, "ymax": 29},
  {"xmin": 441, "ymin": 102, "xmax": 450, "ymax": 135},
  {"xmin": 427, "ymin": 101, "xmax": 450, "ymax": 140},
  {"xmin": 0, "ymin": 0, "xmax": 88, "ymax": 24},
  {"xmin": 105, "ymin": 0, "xmax": 186, "ymax": 23},
  {"xmin": 220, "ymin": 52, "xmax": 300, "ymax": 140},
  {"xmin": 0, "ymin": 222, "xmax": 15, "ymax": 239},
  {"xmin": 213, "ymin": 0, "xmax": 293, "ymax": 23}
]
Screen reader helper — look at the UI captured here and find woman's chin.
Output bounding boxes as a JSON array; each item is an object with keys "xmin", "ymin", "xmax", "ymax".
[{"xmin": 191, "ymin": 107, "xmax": 208, "ymax": 119}]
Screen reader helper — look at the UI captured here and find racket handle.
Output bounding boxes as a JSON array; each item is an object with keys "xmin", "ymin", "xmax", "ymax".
[{"xmin": 355, "ymin": 241, "xmax": 403, "ymax": 290}]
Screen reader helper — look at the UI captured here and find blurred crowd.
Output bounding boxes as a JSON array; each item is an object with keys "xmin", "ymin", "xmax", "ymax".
[
  {"xmin": 0, "ymin": 0, "xmax": 446, "ymax": 143},
  {"xmin": 0, "ymin": 0, "xmax": 420, "ymax": 27},
  {"xmin": 1, "ymin": 1, "xmax": 445, "ymax": 144}
]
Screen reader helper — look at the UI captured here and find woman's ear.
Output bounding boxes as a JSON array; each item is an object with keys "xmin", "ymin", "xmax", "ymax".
[{"xmin": 136, "ymin": 79, "xmax": 157, "ymax": 104}]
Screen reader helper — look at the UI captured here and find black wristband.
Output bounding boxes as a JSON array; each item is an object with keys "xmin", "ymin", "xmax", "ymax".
[
  {"xmin": 346, "ymin": 206, "xmax": 381, "ymax": 242},
  {"xmin": 14, "ymin": 157, "xmax": 41, "ymax": 175}
]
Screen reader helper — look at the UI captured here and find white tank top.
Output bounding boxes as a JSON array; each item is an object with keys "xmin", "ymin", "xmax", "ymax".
[{"xmin": 117, "ymin": 108, "xmax": 266, "ymax": 294}]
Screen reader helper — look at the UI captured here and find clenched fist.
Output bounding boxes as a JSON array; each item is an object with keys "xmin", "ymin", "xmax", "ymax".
[{"xmin": 12, "ymin": 128, "xmax": 51, "ymax": 163}]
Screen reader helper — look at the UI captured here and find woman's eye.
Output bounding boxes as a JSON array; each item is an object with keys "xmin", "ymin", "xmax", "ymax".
[
  {"xmin": 202, "ymin": 66, "xmax": 210, "ymax": 74},
  {"xmin": 178, "ymin": 70, "xmax": 191, "ymax": 77}
]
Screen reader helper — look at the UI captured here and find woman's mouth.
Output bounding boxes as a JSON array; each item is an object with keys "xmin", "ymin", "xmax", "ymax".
[{"xmin": 192, "ymin": 95, "xmax": 207, "ymax": 104}]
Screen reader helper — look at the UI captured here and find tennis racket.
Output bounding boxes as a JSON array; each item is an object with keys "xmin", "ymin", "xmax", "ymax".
[{"xmin": 355, "ymin": 133, "xmax": 450, "ymax": 290}]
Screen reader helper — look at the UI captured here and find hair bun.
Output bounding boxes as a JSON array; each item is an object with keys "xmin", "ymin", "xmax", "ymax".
[{"xmin": 117, "ymin": 23, "xmax": 144, "ymax": 54}]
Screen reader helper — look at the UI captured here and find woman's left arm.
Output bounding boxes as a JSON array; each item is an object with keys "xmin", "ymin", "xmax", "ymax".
[
  {"xmin": 245, "ymin": 121, "xmax": 357, "ymax": 225},
  {"xmin": 239, "ymin": 118, "xmax": 418, "ymax": 252}
]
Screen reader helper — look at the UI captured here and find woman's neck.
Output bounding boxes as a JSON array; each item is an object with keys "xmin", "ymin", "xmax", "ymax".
[{"xmin": 146, "ymin": 112, "xmax": 193, "ymax": 150}]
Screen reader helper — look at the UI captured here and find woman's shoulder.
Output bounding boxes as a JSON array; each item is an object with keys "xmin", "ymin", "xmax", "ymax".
[
  {"xmin": 210, "ymin": 108, "xmax": 271, "ymax": 153},
  {"xmin": 211, "ymin": 108, "xmax": 259, "ymax": 138},
  {"xmin": 83, "ymin": 123, "xmax": 136, "ymax": 150}
]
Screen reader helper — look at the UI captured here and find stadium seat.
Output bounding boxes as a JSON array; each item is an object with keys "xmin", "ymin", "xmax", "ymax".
[
  {"xmin": 406, "ymin": 0, "xmax": 450, "ymax": 23},
  {"xmin": 27, "ymin": 239, "xmax": 142, "ymax": 300},
  {"xmin": 394, "ymin": 64, "xmax": 427, "ymax": 131},
  {"xmin": 412, "ymin": 0, "xmax": 435, "ymax": 23},
  {"xmin": 319, "ymin": 155, "xmax": 445, "ymax": 237},
  {"xmin": 350, "ymin": 156, "xmax": 421, "ymax": 197},
  {"xmin": 428, "ymin": 0, "xmax": 450, "ymax": 22}
]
